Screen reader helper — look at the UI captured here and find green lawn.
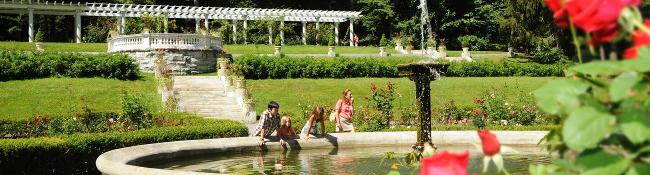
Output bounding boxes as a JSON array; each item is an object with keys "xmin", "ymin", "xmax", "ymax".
[
  {"xmin": 247, "ymin": 77, "xmax": 555, "ymax": 118},
  {"xmin": 224, "ymin": 44, "xmax": 400, "ymax": 54},
  {"xmin": 447, "ymin": 50, "xmax": 507, "ymax": 57},
  {"xmin": 0, "ymin": 41, "xmax": 107, "ymax": 52},
  {"xmin": 0, "ymin": 41, "xmax": 508, "ymax": 56},
  {"xmin": 0, "ymin": 74, "xmax": 160, "ymax": 120}
]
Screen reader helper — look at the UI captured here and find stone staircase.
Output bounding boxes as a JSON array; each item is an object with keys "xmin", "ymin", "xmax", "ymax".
[{"xmin": 173, "ymin": 76, "xmax": 247, "ymax": 121}]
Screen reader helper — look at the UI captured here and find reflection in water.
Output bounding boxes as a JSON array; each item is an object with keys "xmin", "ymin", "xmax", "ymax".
[{"xmin": 144, "ymin": 145, "xmax": 550, "ymax": 175}]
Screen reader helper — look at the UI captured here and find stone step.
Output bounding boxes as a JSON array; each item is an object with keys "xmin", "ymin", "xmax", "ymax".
[
  {"xmin": 196, "ymin": 113, "xmax": 246, "ymax": 118},
  {"xmin": 173, "ymin": 76, "xmax": 246, "ymax": 121},
  {"xmin": 178, "ymin": 103, "xmax": 241, "ymax": 107},
  {"xmin": 173, "ymin": 87, "xmax": 225, "ymax": 91},
  {"xmin": 175, "ymin": 94, "xmax": 232, "ymax": 98},
  {"xmin": 178, "ymin": 99, "xmax": 239, "ymax": 106}
]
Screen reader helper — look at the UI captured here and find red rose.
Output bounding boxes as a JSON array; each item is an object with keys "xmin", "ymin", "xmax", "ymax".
[
  {"xmin": 588, "ymin": 23, "xmax": 620, "ymax": 45},
  {"xmin": 477, "ymin": 130, "xmax": 501, "ymax": 156},
  {"xmin": 544, "ymin": 0, "xmax": 570, "ymax": 28},
  {"xmin": 420, "ymin": 151, "xmax": 469, "ymax": 175},
  {"xmin": 562, "ymin": 0, "xmax": 640, "ymax": 45},
  {"xmin": 624, "ymin": 20, "xmax": 650, "ymax": 59}
]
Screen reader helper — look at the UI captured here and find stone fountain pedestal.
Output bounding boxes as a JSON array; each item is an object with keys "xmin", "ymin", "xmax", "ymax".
[{"xmin": 397, "ymin": 62, "xmax": 449, "ymax": 145}]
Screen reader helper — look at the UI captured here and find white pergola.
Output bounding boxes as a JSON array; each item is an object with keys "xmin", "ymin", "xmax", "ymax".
[{"xmin": 0, "ymin": 0, "xmax": 362, "ymax": 46}]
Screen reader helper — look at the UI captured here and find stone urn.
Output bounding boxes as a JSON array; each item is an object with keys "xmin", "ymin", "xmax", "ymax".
[
  {"xmin": 243, "ymin": 100, "xmax": 256, "ymax": 122},
  {"xmin": 218, "ymin": 60, "xmax": 228, "ymax": 79},
  {"xmin": 461, "ymin": 47, "xmax": 472, "ymax": 60},
  {"xmin": 328, "ymin": 46, "xmax": 336, "ymax": 57},
  {"xmin": 234, "ymin": 78, "xmax": 244, "ymax": 89},
  {"xmin": 437, "ymin": 46, "xmax": 447, "ymax": 59},
  {"xmin": 274, "ymin": 46, "xmax": 282, "ymax": 57},
  {"xmin": 35, "ymin": 42, "xmax": 44, "ymax": 52},
  {"xmin": 395, "ymin": 42, "xmax": 404, "ymax": 51},
  {"xmin": 426, "ymin": 47, "xmax": 435, "ymax": 55},
  {"xmin": 507, "ymin": 47, "xmax": 514, "ymax": 57},
  {"xmin": 379, "ymin": 47, "xmax": 388, "ymax": 57}
]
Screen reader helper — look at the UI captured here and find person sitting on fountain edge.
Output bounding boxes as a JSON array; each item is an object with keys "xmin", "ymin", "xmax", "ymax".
[{"xmin": 252, "ymin": 101, "xmax": 281, "ymax": 146}]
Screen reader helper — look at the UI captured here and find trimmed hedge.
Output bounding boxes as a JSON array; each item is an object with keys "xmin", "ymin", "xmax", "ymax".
[
  {"xmin": 445, "ymin": 61, "xmax": 570, "ymax": 77},
  {"xmin": 0, "ymin": 51, "xmax": 139, "ymax": 81},
  {"xmin": 233, "ymin": 55, "xmax": 570, "ymax": 79},
  {"xmin": 234, "ymin": 54, "xmax": 422, "ymax": 79},
  {"xmin": 0, "ymin": 115, "xmax": 248, "ymax": 174}
]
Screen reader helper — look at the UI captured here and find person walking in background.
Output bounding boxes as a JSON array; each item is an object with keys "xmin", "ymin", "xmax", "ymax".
[
  {"xmin": 353, "ymin": 34, "xmax": 359, "ymax": 47},
  {"xmin": 252, "ymin": 101, "xmax": 281, "ymax": 146},
  {"xmin": 335, "ymin": 89, "xmax": 355, "ymax": 132},
  {"xmin": 301, "ymin": 106, "xmax": 326, "ymax": 140}
]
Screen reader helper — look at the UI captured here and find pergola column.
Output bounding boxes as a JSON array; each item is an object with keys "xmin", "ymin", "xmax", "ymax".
[
  {"xmin": 315, "ymin": 18, "xmax": 320, "ymax": 45},
  {"xmin": 75, "ymin": 10, "xmax": 81, "ymax": 43},
  {"xmin": 280, "ymin": 20, "xmax": 284, "ymax": 45},
  {"xmin": 195, "ymin": 19, "xmax": 200, "ymax": 32},
  {"xmin": 349, "ymin": 18, "xmax": 354, "ymax": 46},
  {"xmin": 232, "ymin": 19, "xmax": 238, "ymax": 44},
  {"xmin": 268, "ymin": 23, "xmax": 273, "ymax": 45},
  {"xmin": 163, "ymin": 16, "xmax": 169, "ymax": 33},
  {"xmin": 119, "ymin": 13, "xmax": 126, "ymax": 34},
  {"xmin": 28, "ymin": 8, "xmax": 34, "ymax": 42},
  {"xmin": 334, "ymin": 22, "xmax": 339, "ymax": 45},
  {"xmin": 203, "ymin": 16, "xmax": 209, "ymax": 31},
  {"xmin": 243, "ymin": 20, "xmax": 248, "ymax": 44},
  {"xmin": 302, "ymin": 22, "xmax": 307, "ymax": 45}
]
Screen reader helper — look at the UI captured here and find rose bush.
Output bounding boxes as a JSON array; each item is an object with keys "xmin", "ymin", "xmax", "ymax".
[{"xmin": 531, "ymin": 1, "xmax": 650, "ymax": 174}]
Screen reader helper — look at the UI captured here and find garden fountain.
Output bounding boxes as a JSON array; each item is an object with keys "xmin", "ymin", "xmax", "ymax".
[
  {"xmin": 397, "ymin": 61, "xmax": 449, "ymax": 145},
  {"xmin": 95, "ymin": 60, "xmax": 552, "ymax": 175}
]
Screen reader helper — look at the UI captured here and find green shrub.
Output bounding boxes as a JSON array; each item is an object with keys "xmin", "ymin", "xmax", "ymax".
[
  {"xmin": 34, "ymin": 29, "xmax": 45, "ymax": 42},
  {"xmin": 234, "ymin": 55, "xmax": 422, "ymax": 79},
  {"xmin": 530, "ymin": 41, "xmax": 568, "ymax": 64},
  {"xmin": 274, "ymin": 34, "xmax": 282, "ymax": 46},
  {"xmin": 234, "ymin": 55, "xmax": 569, "ymax": 79},
  {"xmin": 379, "ymin": 34, "xmax": 388, "ymax": 47},
  {"xmin": 457, "ymin": 35, "xmax": 490, "ymax": 50},
  {"xmin": 0, "ymin": 51, "xmax": 139, "ymax": 81},
  {"xmin": 0, "ymin": 115, "xmax": 248, "ymax": 174}
]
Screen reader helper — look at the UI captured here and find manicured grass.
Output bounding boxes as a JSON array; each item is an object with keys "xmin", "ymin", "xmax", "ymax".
[
  {"xmin": 447, "ymin": 50, "xmax": 507, "ymax": 57},
  {"xmin": 0, "ymin": 42, "xmax": 508, "ymax": 56},
  {"xmin": 247, "ymin": 77, "xmax": 555, "ymax": 119},
  {"xmin": 0, "ymin": 41, "xmax": 107, "ymax": 52},
  {"xmin": 224, "ymin": 44, "xmax": 399, "ymax": 54},
  {"xmin": 0, "ymin": 73, "xmax": 160, "ymax": 120}
]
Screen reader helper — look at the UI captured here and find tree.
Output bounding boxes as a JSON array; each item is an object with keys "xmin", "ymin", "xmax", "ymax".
[{"xmin": 357, "ymin": 0, "xmax": 395, "ymax": 45}]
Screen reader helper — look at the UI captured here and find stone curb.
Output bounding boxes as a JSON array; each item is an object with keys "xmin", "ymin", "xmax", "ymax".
[{"xmin": 96, "ymin": 131, "xmax": 548, "ymax": 175}]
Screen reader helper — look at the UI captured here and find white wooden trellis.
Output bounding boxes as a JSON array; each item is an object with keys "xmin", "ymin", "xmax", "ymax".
[{"xmin": 0, "ymin": 0, "xmax": 361, "ymax": 45}]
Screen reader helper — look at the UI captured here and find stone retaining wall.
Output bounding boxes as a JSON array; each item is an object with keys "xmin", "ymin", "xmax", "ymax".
[{"xmin": 125, "ymin": 49, "xmax": 218, "ymax": 75}]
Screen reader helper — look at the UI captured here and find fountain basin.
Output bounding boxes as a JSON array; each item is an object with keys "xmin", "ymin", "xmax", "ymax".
[
  {"xmin": 96, "ymin": 131, "xmax": 547, "ymax": 175},
  {"xmin": 396, "ymin": 62, "xmax": 449, "ymax": 80}
]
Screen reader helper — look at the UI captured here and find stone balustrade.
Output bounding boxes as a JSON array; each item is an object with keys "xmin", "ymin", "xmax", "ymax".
[{"xmin": 108, "ymin": 33, "xmax": 222, "ymax": 52}]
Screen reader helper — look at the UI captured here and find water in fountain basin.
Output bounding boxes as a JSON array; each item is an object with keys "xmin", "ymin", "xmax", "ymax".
[{"xmin": 143, "ymin": 145, "xmax": 549, "ymax": 175}]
